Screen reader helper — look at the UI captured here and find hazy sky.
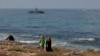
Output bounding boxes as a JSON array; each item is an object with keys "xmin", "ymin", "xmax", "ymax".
[{"xmin": 0, "ymin": 0, "xmax": 100, "ymax": 9}]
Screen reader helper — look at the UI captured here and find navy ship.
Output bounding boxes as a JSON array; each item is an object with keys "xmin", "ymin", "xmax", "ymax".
[{"xmin": 29, "ymin": 8, "xmax": 44, "ymax": 13}]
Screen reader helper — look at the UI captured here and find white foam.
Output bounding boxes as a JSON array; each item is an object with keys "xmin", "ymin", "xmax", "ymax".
[
  {"xmin": 0, "ymin": 33, "xmax": 10, "ymax": 40},
  {"xmin": 20, "ymin": 34, "xmax": 32, "ymax": 37},
  {"xmin": 34, "ymin": 35, "xmax": 39, "ymax": 38},
  {"xmin": 52, "ymin": 41, "xmax": 70, "ymax": 47},
  {"xmin": 19, "ymin": 40, "xmax": 38, "ymax": 43},
  {"xmin": 74, "ymin": 38, "xmax": 95, "ymax": 41},
  {"xmin": 19, "ymin": 34, "xmax": 40, "ymax": 38}
]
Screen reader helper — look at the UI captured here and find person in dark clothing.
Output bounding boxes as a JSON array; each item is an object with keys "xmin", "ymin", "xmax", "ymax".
[{"xmin": 46, "ymin": 36, "xmax": 52, "ymax": 52}]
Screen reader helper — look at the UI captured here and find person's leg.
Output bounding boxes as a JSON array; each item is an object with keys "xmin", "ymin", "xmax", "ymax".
[{"xmin": 40, "ymin": 45, "xmax": 44, "ymax": 51}]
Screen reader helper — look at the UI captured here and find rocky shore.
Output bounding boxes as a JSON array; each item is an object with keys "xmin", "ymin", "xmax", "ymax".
[{"xmin": 0, "ymin": 41, "xmax": 100, "ymax": 56}]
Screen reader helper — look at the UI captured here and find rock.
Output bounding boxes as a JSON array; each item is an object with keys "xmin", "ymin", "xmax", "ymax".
[
  {"xmin": 86, "ymin": 49, "xmax": 94, "ymax": 52},
  {"xmin": 5, "ymin": 35, "xmax": 15, "ymax": 41}
]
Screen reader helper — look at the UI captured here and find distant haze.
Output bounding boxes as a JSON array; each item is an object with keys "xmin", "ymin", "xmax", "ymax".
[{"xmin": 0, "ymin": 0, "xmax": 100, "ymax": 9}]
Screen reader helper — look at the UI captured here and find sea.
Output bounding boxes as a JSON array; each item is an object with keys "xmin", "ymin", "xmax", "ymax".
[{"xmin": 0, "ymin": 9, "xmax": 100, "ymax": 50}]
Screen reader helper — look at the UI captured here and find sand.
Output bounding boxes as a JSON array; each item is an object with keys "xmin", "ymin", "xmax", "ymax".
[{"xmin": 0, "ymin": 41, "xmax": 100, "ymax": 56}]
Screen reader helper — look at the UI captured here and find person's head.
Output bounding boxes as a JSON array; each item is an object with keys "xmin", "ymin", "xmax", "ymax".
[
  {"xmin": 40, "ymin": 35, "xmax": 44, "ymax": 39},
  {"xmin": 47, "ymin": 36, "xmax": 51, "ymax": 41}
]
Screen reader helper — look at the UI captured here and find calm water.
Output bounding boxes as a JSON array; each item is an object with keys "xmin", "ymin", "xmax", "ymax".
[{"xmin": 0, "ymin": 9, "xmax": 100, "ymax": 49}]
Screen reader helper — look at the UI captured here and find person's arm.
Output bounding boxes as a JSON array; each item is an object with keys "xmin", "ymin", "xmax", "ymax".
[
  {"xmin": 46, "ymin": 40, "xmax": 48, "ymax": 47},
  {"xmin": 39, "ymin": 39, "xmax": 41, "ymax": 44}
]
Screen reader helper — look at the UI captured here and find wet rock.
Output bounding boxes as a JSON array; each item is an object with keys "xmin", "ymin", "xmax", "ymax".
[{"xmin": 5, "ymin": 35, "xmax": 15, "ymax": 41}]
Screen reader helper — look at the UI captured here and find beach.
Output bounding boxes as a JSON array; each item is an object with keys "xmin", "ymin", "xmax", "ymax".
[
  {"xmin": 0, "ymin": 41, "xmax": 100, "ymax": 56},
  {"xmin": 0, "ymin": 9, "xmax": 100, "ymax": 56},
  {"xmin": 0, "ymin": 9, "xmax": 100, "ymax": 49}
]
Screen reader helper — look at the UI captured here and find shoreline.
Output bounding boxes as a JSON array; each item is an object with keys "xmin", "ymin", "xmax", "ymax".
[{"xmin": 0, "ymin": 41, "xmax": 100, "ymax": 56}]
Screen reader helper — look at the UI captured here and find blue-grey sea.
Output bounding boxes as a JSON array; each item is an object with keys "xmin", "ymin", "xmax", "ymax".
[{"xmin": 0, "ymin": 9, "xmax": 100, "ymax": 49}]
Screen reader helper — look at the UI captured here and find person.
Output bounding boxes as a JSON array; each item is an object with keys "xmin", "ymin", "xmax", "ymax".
[
  {"xmin": 46, "ymin": 36, "xmax": 52, "ymax": 52},
  {"xmin": 39, "ymin": 35, "xmax": 45, "ymax": 51}
]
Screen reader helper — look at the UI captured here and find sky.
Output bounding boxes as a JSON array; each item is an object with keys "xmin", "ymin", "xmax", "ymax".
[{"xmin": 0, "ymin": 0, "xmax": 100, "ymax": 9}]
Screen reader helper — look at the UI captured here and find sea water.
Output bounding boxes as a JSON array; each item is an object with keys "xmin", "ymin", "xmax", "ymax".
[{"xmin": 0, "ymin": 9, "xmax": 100, "ymax": 49}]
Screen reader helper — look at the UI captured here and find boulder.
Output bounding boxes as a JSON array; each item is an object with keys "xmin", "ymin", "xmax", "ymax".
[{"xmin": 5, "ymin": 35, "xmax": 15, "ymax": 41}]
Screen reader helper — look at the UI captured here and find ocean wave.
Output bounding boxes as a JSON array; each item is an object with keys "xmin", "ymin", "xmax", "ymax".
[
  {"xmin": 19, "ymin": 40, "xmax": 38, "ymax": 44},
  {"xmin": 18, "ymin": 34, "xmax": 39, "ymax": 38},
  {"xmin": 19, "ymin": 34, "xmax": 33, "ymax": 37},
  {"xmin": 16, "ymin": 39, "xmax": 100, "ymax": 50},
  {"xmin": 52, "ymin": 41, "xmax": 98, "ymax": 50},
  {"xmin": 52, "ymin": 41, "xmax": 70, "ymax": 47},
  {"xmin": 0, "ymin": 33, "xmax": 10, "ymax": 40},
  {"xmin": 70, "ymin": 37, "xmax": 100, "ymax": 47},
  {"xmin": 73, "ymin": 38, "xmax": 95, "ymax": 41}
]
